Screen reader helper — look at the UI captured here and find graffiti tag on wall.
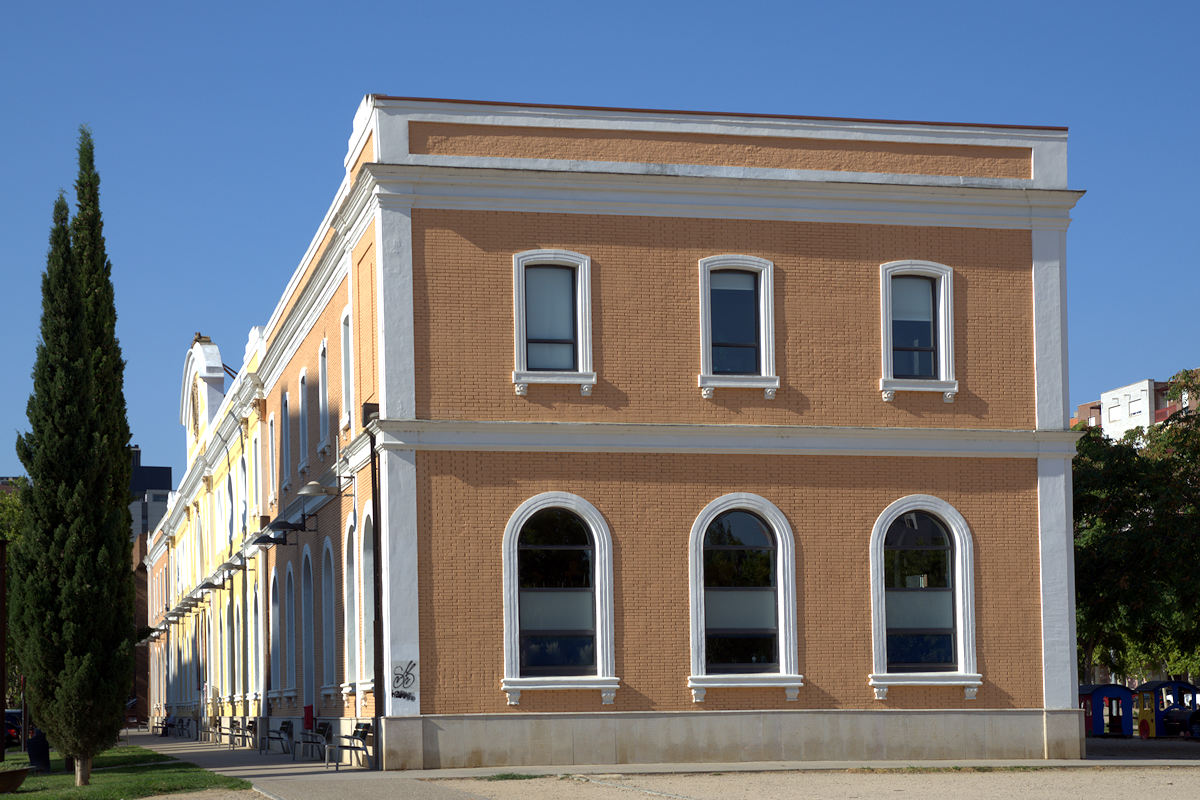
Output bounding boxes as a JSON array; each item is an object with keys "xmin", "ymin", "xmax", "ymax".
[{"xmin": 391, "ymin": 659, "xmax": 417, "ymax": 700}]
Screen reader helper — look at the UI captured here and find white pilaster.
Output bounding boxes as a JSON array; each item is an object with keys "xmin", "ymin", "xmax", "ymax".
[
  {"xmin": 1032, "ymin": 229, "xmax": 1070, "ymax": 430},
  {"xmin": 379, "ymin": 448, "xmax": 419, "ymax": 717},
  {"xmin": 375, "ymin": 199, "xmax": 416, "ymax": 420},
  {"xmin": 1038, "ymin": 455, "xmax": 1078, "ymax": 708}
]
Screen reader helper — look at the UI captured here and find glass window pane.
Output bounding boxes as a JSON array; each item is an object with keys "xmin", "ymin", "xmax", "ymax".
[
  {"xmin": 892, "ymin": 276, "xmax": 934, "ymax": 323},
  {"xmin": 712, "ymin": 346, "xmax": 759, "ymax": 375},
  {"xmin": 705, "ymin": 634, "xmax": 777, "ymax": 671},
  {"xmin": 885, "ymin": 589, "xmax": 953, "ymax": 629},
  {"xmin": 527, "ymin": 342, "xmax": 576, "ymax": 371},
  {"xmin": 886, "ymin": 633, "xmax": 954, "ymax": 668},
  {"xmin": 704, "ymin": 549, "xmax": 774, "ymax": 588},
  {"xmin": 885, "ymin": 549, "xmax": 950, "ymax": 589},
  {"xmin": 525, "ymin": 267, "xmax": 575, "ymax": 340},
  {"xmin": 519, "ymin": 547, "xmax": 592, "ymax": 588},
  {"xmin": 704, "ymin": 510, "xmax": 773, "ymax": 548},
  {"xmin": 893, "ymin": 319, "xmax": 934, "ymax": 350},
  {"xmin": 519, "ymin": 590, "xmax": 594, "ymax": 631},
  {"xmin": 886, "ymin": 512, "xmax": 950, "ymax": 549},
  {"xmin": 521, "ymin": 635, "xmax": 595, "ymax": 672},
  {"xmin": 705, "ymin": 588, "xmax": 776, "ymax": 629},
  {"xmin": 519, "ymin": 508, "xmax": 591, "ymax": 546},
  {"xmin": 711, "ymin": 271, "xmax": 758, "ymax": 346}
]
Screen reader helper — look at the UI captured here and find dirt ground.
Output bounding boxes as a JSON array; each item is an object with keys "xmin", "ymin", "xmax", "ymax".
[{"xmin": 434, "ymin": 766, "xmax": 1200, "ymax": 800}]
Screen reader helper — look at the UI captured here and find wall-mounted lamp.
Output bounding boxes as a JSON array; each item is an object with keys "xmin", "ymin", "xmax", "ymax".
[{"xmin": 298, "ymin": 481, "xmax": 341, "ymax": 497}]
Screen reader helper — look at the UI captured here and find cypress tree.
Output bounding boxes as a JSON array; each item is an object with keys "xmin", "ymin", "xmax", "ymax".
[{"xmin": 13, "ymin": 128, "xmax": 133, "ymax": 787}]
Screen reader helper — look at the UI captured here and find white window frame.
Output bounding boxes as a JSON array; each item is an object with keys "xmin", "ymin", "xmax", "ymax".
[
  {"xmin": 269, "ymin": 571, "xmax": 281, "ymax": 693},
  {"xmin": 317, "ymin": 340, "xmax": 330, "ymax": 455},
  {"xmin": 343, "ymin": 517, "xmax": 359, "ymax": 691},
  {"xmin": 340, "ymin": 307, "xmax": 354, "ymax": 433},
  {"xmin": 687, "ymin": 492, "xmax": 802, "ymax": 702},
  {"xmin": 512, "ymin": 249, "xmax": 596, "ymax": 397},
  {"xmin": 879, "ymin": 260, "xmax": 957, "ymax": 402},
  {"xmin": 501, "ymin": 491, "xmax": 617, "ymax": 705},
  {"xmin": 267, "ymin": 416, "xmax": 277, "ymax": 506},
  {"xmin": 698, "ymin": 255, "xmax": 779, "ymax": 399},
  {"xmin": 321, "ymin": 538, "xmax": 337, "ymax": 691},
  {"xmin": 280, "ymin": 392, "xmax": 292, "ymax": 492},
  {"xmin": 868, "ymin": 494, "xmax": 980, "ymax": 700},
  {"xmin": 297, "ymin": 370, "xmax": 309, "ymax": 475}
]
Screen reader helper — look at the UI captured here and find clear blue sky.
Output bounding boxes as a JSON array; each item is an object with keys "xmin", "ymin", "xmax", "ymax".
[{"xmin": 2, "ymin": 1, "xmax": 1196, "ymax": 481}]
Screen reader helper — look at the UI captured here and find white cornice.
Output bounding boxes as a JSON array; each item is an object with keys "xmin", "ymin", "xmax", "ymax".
[
  {"xmin": 364, "ymin": 164, "xmax": 1082, "ymax": 231},
  {"xmin": 371, "ymin": 419, "xmax": 1080, "ymax": 459}
]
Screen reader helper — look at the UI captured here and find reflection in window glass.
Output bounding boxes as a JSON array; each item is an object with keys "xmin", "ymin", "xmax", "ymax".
[
  {"xmin": 710, "ymin": 270, "xmax": 760, "ymax": 375},
  {"xmin": 892, "ymin": 276, "xmax": 936, "ymax": 379},
  {"xmin": 704, "ymin": 510, "xmax": 777, "ymax": 673},
  {"xmin": 518, "ymin": 508, "xmax": 594, "ymax": 675},
  {"xmin": 884, "ymin": 511, "xmax": 954, "ymax": 671},
  {"xmin": 525, "ymin": 266, "xmax": 576, "ymax": 371}
]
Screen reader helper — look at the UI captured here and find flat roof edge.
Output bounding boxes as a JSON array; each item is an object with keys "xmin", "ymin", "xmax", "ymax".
[{"xmin": 369, "ymin": 94, "xmax": 1068, "ymax": 133}]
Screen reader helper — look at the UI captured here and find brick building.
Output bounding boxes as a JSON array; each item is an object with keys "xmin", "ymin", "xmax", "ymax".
[{"xmin": 147, "ymin": 96, "xmax": 1084, "ymax": 767}]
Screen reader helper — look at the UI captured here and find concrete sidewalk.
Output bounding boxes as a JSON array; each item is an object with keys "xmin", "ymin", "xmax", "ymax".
[{"xmin": 130, "ymin": 729, "xmax": 1200, "ymax": 800}]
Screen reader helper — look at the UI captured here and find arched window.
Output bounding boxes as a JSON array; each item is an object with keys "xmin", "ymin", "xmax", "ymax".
[
  {"xmin": 501, "ymin": 492, "xmax": 616, "ymax": 705},
  {"xmin": 322, "ymin": 542, "xmax": 336, "ymax": 687},
  {"xmin": 345, "ymin": 521, "xmax": 359, "ymax": 683},
  {"xmin": 688, "ymin": 493, "xmax": 801, "ymax": 702},
  {"xmin": 301, "ymin": 552, "xmax": 315, "ymax": 707},
  {"xmin": 361, "ymin": 515, "xmax": 374, "ymax": 681},
  {"xmin": 517, "ymin": 508, "xmax": 595, "ymax": 676},
  {"xmin": 702, "ymin": 509, "xmax": 777, "ymax": 673},
  {"xmin": 270, "ymin": 573, "xmax": 281, "ymax": 690},
  {"xmin": 285, "ymin": 567, "xmax": 296, "ymax": 689},
  {"xmin": 869, "ymin": 494, "xmax": 979, "ymax": 700}
]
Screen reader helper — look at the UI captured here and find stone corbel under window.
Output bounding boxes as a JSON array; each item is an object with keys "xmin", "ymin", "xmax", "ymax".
[
  {"xmin": 687, "ymin": 673, "xmax": 804, "ymax": 703},
  {"xmin": 868, "ymin": 672, "xmax": 982, "ymax": 701},
  {"xmin": 513, "ymin": 371, "xmax": 597, "ymax": 397},
  {"xmin": 340, "ymin": 681, "xmax": 356, "ymax": 697},
  {"xmin": 880, "ymin": 378, "xmax": 958, "ymax": 403},
  {"xmin": 698, "ymin": 374, "xmax": 780, "ymax": 400},
  {"xmin": 500, "ymin": 676, "xmax": 620, "ymax": 706}
]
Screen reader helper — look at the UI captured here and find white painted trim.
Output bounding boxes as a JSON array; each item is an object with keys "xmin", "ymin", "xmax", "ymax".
[
  {"xmin": 1038, "ymin": 456, "xmax": 1078, "ymax": 709},
  {"xmin": 372, "ymin": 418, "xmax": 1080, "ymax": 459},
  {"xmin": 687, "ymin": 493, "xmax": 801, "ymax": 701},
  {"xmin": 512, "ymin": 249, "xmax": 595, "ymax": 396},
  {"xmin": 343, "ymin": 514, "xmax": 360, "ymax": 688},
  {"xmin": 879, "ymin": 260, "xmax": 957, "ymax": 402},
  {"xmin": 366, "ymin": 164, "xmax": 1082, "ymax": 232},
  {"xmin": 379, "ymin": 449, "xmax": 419, "ymax": 716},
  {"xmin": 868, "ymin": 494, "xmax": 979, "ymax": 699},
  {"xmin": 501, "ymin": 492, "xmax": 617, "ymax": 705},
  {"xmin": 698, "ymin": 255, "xmax": 779, "ymax": 399},
  {"xmin": 377, "ymin": 204, "xmax": 416, "ymax": 420},
  {"xmin": 1032, "ymin": 230, "xmax": 1070, "ymax": 430}
]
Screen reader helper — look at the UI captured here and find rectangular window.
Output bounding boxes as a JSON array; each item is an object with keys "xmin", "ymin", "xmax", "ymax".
[
  {"xmin": 341, "ymin": 312, "xmax": 354, "ymax": 432},
  {"xmin": 280, "ymin": 393, "xmax": 291, "ymax": 491},
  {"xmin": 512, "ymin": 250, "xmax": 595, "ymax": 396},
  {"xmin": 697, "ymin": 255, "xmax": 778, "ymax": 399},
  {"xmin": 710, "ymin": 270, "xmax": 760, "ymax": 375},
  {"xmin": 297, "ymin": 373, "xmax": 308, "ymax": 472},
  {"xmin": 268, "ymin": 417, "xmax": 277, "ymax": 502},
  {"xmin": 524, "ymin": 266, "xmax": 577, "ymax": 371},
  {"xmin": 318, "ymin": 342, "xmax": 330, "ymax": 449},
  {"xmin": 891, "ymin": 276, "xmax": 937, "ymax": 379}
]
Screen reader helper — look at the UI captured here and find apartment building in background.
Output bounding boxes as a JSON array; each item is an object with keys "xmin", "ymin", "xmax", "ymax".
[
  {"xmin": 146, "ymin": 95, "xmax": 1084, "ymax": 768},
  {"xmin": 1073, "ymin": 376, "xmax": 1196, "ymax": 438}
]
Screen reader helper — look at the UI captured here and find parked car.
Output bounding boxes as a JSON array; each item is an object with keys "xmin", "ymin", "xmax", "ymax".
[{"xmin": 4, "ymin": 710, "xmax": 21, "ymax": 747}]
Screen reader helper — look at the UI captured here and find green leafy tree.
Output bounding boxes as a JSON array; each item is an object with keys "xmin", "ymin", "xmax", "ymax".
[
  {"xmin": 13, "ymin": 128, "xmax": 133, "ymax": 786},
  {"xmin": 1074, "ymin": 368, "xmax": 1200, "ymax": 683},
  {"xmin": 1, "ymin": 479, "xmax": 28, "ymax": 710}
]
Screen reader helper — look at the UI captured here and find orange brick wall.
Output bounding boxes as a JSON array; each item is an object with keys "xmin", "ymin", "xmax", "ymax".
[
  {"xmin": 412, "ymin": 210, "xmax": 1035, "ymax": 430},
  {"xmin": 416, "ymin": 451, "xmax": 1042, "ymax": 715},
  {"xmin": 409, "ymin": 123, "xmax": 1032, "ymax": 180},
  {"xmin": 353, "ymin": 220, "xmax": 378, "ymax": 412}
]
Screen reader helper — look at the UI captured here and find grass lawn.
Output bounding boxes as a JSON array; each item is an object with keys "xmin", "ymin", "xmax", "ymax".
[{"xmin": 0, "ymin": 744, "xmax": 251, "ymax": 799}]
